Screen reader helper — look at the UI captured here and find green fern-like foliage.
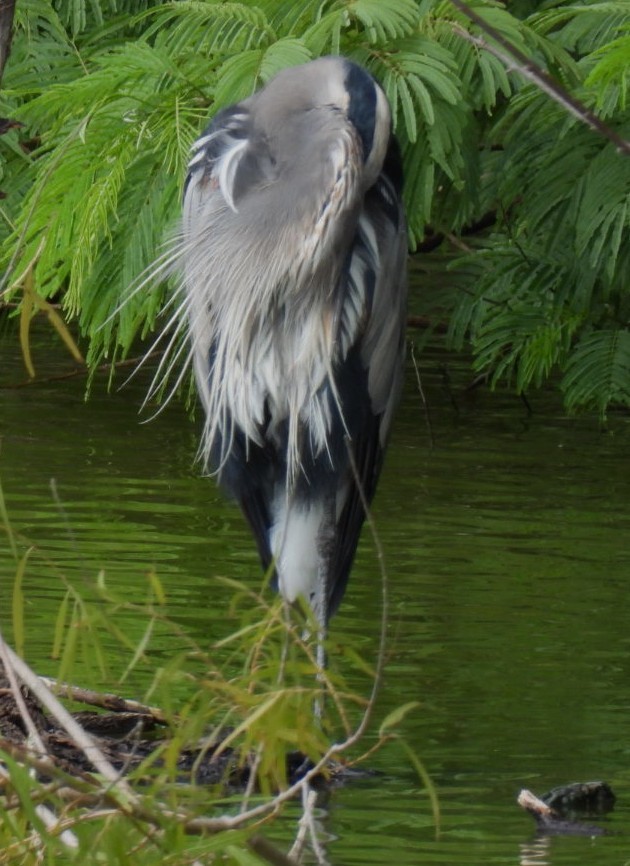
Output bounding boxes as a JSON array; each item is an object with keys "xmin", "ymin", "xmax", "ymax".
[
  {"xmin": 446, "ymin": 1, "xmax": 630, "ymax": 416},
  {"xmin": 1, "ymin": 0, "xmax": 629, "ymax": 416},
  {"xmin": 563, "ymin": 328, "xmax": 630, "ymax": 412}
]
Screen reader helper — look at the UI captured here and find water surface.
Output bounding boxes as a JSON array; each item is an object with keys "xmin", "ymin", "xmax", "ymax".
[{"xmin": 1, "ymin": 323, "xmax": 629, "ymax": 864}]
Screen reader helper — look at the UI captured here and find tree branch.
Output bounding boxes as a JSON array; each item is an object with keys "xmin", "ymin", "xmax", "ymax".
[
  {"xmin": 450, "ymin": 0, "xmax": 630, "ymax": 156},
  {"xmin": 0, "ymin": 0, "xmax": 16, "ymax": 88}
]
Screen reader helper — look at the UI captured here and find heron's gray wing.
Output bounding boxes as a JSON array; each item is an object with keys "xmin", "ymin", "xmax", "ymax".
[{"xmin": 327, "ymin": 155, "xmax": 407, "ymax": 618}]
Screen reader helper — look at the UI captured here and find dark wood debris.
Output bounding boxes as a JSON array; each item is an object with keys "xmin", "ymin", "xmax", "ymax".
[
  {"xmin": 541, "ymin": 780, "xmax": 616, "ymax": 817},
  {"xmin": 0, "ymin": 664, "xmax": 318, "ymax": 789},
  {"xmin": 518, "ymin": 784, "xmax": 616, "ymax": 837}
]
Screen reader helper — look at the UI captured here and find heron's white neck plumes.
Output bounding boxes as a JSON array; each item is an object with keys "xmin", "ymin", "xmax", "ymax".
[{"xmin": 181, "ymin": 122, "xmax": 366, "ymax": 487}]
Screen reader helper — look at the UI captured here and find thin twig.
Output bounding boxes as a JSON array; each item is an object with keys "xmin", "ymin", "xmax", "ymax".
[
  {"xmin": 411, "ymin": 343, "xmax": 434, "ymax": 450},
  {"xmin": 302, "ymin": 785, "xmax": 329, "ymax": 866},
  {"xmin": 444, "ymin": 232, "xmax": 473, "ymax": 254},
  {"xmin": 288, "ymin": 785, "xmax": 313, "ymax": 862},
  {"xmin": 0, "ymin": 352, "xmax": 161, "ymax": 390},
  {"xmin": 0, "ymin": 639, "xmax": 47, "ymax": 754},
  {"xmin": 287, "ymin": 784, "xmax": 330, "ymax": 865},
  {"xmin": 240, "ymin": 743, "xmax": 264, "ymax": 814},
  {"xmin": 33, "ymin": 803, "xmax": 80, "ymax": 850}
]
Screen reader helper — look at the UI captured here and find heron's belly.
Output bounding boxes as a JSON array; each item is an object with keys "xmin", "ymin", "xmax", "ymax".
[{"xmin": 269, "ymin": 497, "xmax": 324, "ymax": 612}]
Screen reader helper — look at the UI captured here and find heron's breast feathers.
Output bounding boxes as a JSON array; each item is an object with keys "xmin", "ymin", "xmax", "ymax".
[
  {"xmin": 182, "ymin": 91, "xmax": 403, "ymax": 485},
  {"xmin": 193, "ymin": 289, "xmax": 350, "ymax": 484}
]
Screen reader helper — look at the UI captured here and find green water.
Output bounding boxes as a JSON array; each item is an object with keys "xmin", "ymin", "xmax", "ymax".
[{"xmin": 2, "ymin": 324, "xmax": 630, "ymax": 864}]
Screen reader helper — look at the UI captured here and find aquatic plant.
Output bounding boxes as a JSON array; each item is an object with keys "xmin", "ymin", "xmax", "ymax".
[{"xmin": 0, "ymin": 478, "xmax": 432, "ymax": 865}]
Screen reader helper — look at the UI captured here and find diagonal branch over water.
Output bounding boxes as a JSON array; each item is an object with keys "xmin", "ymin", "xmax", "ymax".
[{"xmin": 450, "ymin": 0, "xmax": 630, "ymax": 156}]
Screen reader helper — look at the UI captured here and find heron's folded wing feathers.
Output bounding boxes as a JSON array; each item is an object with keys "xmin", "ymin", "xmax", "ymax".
[{"xmin": 327, "ymin": 169, "xmax": 407, "ymax": 617}]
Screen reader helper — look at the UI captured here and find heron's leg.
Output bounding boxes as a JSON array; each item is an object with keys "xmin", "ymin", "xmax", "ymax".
[
  {"xmin": 312, "ymin": 500, "xmax": 335, "ymax": 720},
  {"xmin": 301, "ymin": 576, "xmax": 327, "ymax": 722},
  {"xmin": 312, "ymin": 565, "xmax": 328, "ymax": 675},
  {"xmin": 279, "ymin": 597, "xmax": 292, "ymax": 683},
  {"xmin": 312, "ymin": 585, "xmax": 328, "ymax": 722}
]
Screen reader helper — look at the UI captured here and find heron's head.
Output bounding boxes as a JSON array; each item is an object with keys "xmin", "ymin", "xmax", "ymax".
[
  {"xmin": 247, "ymin": 56, "xmax": 392, "ymax": 194},
  {"xmin": 183, "ymin": 56, "xmax": 398, "ymax": 295}
]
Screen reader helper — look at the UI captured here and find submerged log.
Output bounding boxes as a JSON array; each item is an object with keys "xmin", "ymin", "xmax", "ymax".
[
  {"xmin": 541, "ymin": 780, "xmax": 616, "ymax": 816},
  {"xmin": 518, "ymin": 787, "xmax": 614, "ymax": 836}
]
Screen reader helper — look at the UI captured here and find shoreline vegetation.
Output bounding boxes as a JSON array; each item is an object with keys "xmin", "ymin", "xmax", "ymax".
[{"xmin": 0, "ymin": 481, "xmax": 433, "ymax": 865}]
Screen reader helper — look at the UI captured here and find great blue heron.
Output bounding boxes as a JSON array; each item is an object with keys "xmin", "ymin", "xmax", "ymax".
[{"xmin": 173, "ymin": 56, "xmax": 407, "ymax": 638}]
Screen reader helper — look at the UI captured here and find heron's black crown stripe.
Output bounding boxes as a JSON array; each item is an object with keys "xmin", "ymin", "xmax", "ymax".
[{"xmin": 343, "ymin": 62, "xmax": 377, "ymax": 163}]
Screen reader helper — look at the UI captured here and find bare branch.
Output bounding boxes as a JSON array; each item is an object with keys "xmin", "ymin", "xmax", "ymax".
[
  {"xmin": 450, "ymin": 0, "xmax": 630, "ymax": 156},
  {"xmin": 39, "ymin": 677, "xmax": 167, "ymax": 724},
  {"xmin": 0, "ymin": 0, "xmax": 16, "ymax": 88}
]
